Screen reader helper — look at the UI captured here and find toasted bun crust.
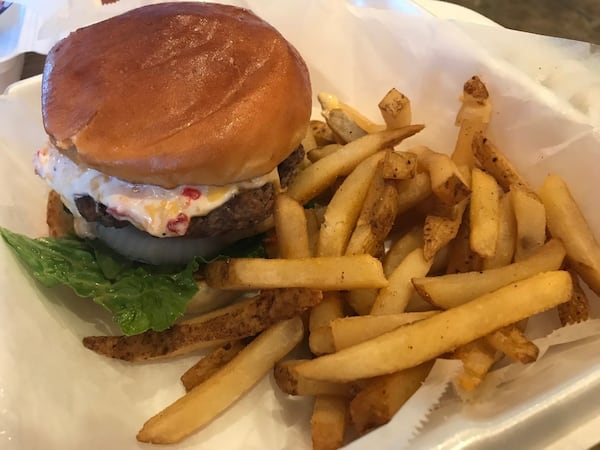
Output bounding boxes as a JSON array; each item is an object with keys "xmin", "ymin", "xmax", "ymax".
[{"xmin": 42, "ymin": 2, "xmax": 311, "ymax": 188}]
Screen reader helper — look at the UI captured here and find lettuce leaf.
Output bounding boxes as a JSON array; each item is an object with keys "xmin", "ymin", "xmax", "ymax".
[{"xmin": 0, "ymin": 227, "xmax": 200, "ymax": 335}]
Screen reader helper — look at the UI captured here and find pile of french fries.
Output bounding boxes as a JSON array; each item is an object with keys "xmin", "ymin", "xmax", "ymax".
[{"xmin": 83, "ymin": 76, "xmax": 600, "ymax": 449}]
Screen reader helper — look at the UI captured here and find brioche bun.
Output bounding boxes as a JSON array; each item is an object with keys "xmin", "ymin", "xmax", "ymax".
[{"xmin": 42, "ymin": 2, "xmax": 311, "ymax": 188}]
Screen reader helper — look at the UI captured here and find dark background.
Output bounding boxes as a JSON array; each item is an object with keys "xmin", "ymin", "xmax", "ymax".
[{"xmin": 443, "ymin": 0, "xmax": 599, "ymax": 44}]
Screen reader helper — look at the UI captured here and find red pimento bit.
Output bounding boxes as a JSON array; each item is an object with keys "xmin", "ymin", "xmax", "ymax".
[
  {"xmin": 167, "ymin": 213, "xmax": 190, "ymax": 236},
  {"xmin": 182, "ymin": 187, "xmax": 201, "ymax": 200}
]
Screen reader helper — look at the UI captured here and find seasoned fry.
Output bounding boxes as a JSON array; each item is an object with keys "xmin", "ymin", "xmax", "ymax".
[
  {"xmin": 296, "ymin": 271, "xmax": 572, "ymax": 382},
  {"xmin": 83, "ymin": 289, "xmax": 321, "ymax": 361},
  {"xmin": 451, "ymin": 76, "xmax": 492, "ymax": 167},
  {"xmin": 445, "ymin": 206, "xmax": 482, "ymax": 274},
  {"xmin": 472, "ymin": 135, "xmax": 531, "ymax": 193},
  {"xmin": 311, "ymin": 120, "xmax": 338, "ymax": 146},
  {"xmin": 485, "ymin": 326, "xmax": 539, "ymax": 363},
  {"xmin": 413, "ymin": 146, "xmax": 471, "ymax": 206},
  {"xmin": 287, "ymin": 126, "xmax": 424, "ymax": 205},
  {"xmin": 423, "ymin": 199, "xmax": 467, "ymax": 261},
  {"xmin": 469, "ymin": 167, "xmax": 500, "ymax": 258},
  {"xmin": 482, "ymin": 193, "xmax": 516, "ymax": 269},
  {"xmin": 46, "ymin": 190, "xmax": 74, "ymax": 237},
  {"xmin": 180, "ymin": 341, "xmax": 245, "ymax": 391},
  {"xmin": 371, "ymin": 248, "xmax": 432, "ymax": 315},
  {"xmin": 539, "ymin": 174, "xmax": 600, "ymax": 296},
  {"xmin": 345, "ymin": 174, "xmax": 400, "ymax": 257},
  {"xmin": 382, "ymin": 150, "xmax": 417, "ymax": 180},
  {"xmin": 205, "ymin": 255, "xmax": 387, "ymax": 291},
  {"xmin": 317, "ymin": 153, "xmax": 384, "ymax": 257},
  {"xmin": 511, "ymin": 185, "xmax": 546, "ymax": 261},
  {"xmin": 274, "ymin": 194, "xmax": 311, "ymax": 259},
  {"xmin": 311, "ymin": 395, "xmax": 347, "ymax": 450},
  {"xmin": 325, "ymin": 108, "xmax": 368, "ymax": 143},
  {"xmin": 378, "ymin": 88, "xmax": 412, "ymax": 129},
  {"xmin": 413, "ymin": 238, "xmax": 565, "ymax": 309},
  {"xmin": 557, "ymin": 266, "xmax": 590, "ymax": 325},
  {"xmin": 350, "ymin": 361, "xmax": 432, "ymax": 435},
  {"xmin": 137, "ymin": 317, "xmax": 304, "ymax": 444},
  {"xmin": 274, "ymin": 360, "xmax": 356, "ymax": 397},
  {"xmin": 453, "ymin": 339, "xmax": 498, "ymax": 392},
  {"xmin": 331, "ymin": 312, "xmax": 438, "ymax": 351}
]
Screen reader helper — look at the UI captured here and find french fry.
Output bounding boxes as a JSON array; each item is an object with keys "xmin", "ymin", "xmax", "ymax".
[
  {"xmin": 205, "ymin": 255, "xmax": 388, "ymax": 291},
  {"xmin": 331, "ymin": 311, "xmax": 438, "ymax": 351},
  {"xmin": 83, "ymin": 289, "xmax": 321, "ymax": 361},
  {"xmin": 287, "ymin": 126, "xmax": 424, "ymax": 205},
  {"xmin": 324, "ymin": 108, "xmax": 368, "ymax": 143},
  {"xmin": 46, "ymin": 190, "xmax": 74, "ymax": 237},
  {"xmin": 371, "ymin": 248, "xmax": 433, "ymax": 315},
  {"xmin": 423, "ymin": 199, "xmax": 467, "ymax": 261},
  {"xmin": 311, "ymin": 120, "xmax": 338, "ymax": 146},
  {"xmin": 511, "ymin": 185, "xmax": 546, "ymax": 261},
  {"xmin": 305, "ymin": 208, "xmax": 321, "ymax": 257},
  {"xmin": 469, "ymin": 167, "xmax": 500, "ymax": 258},
  {"xmin": 345, "ymin": 289, "xmax": 378, "ymax": 316},
  {"xmin": 180, "ymin": 341, "xmax": 245, "ymax": 392},
  {"xmin": 484, "ymin": 326, "xmax": 539, "ymax": 364},
  {"xmin": 309, "ymin": 292, "xmax": 344, "ymax": 355},
  {"xmin": 382, "ymin": 150, "xmax": 417, "ymax": 180},
  {"xmin": 557, "ymin": 266, "xmax": 590, "ymax": 325},
  {"xmin": 137, "ymin": 317, "xmax": 304, "ymax": 444},
  {"xmin": 451, "ymin": 76, "xmax": 492, "ymax": 167},
  {"xmin": 383, "ymin": 225, "xmax": 424, "ymax": 277},
  {"xmin": 317, "ymin": 153, "xmax": 384, "ymax": 257},
  {"xmin": 311, "ymin": 395, "xmax": 347, "ymax": 450},
  {"xmin": 482, "ymin": 193, "xmax": 516, "ymax": 269},
  {"xmin": 396, "ymin": 172, "xmax": 433, "ymax": 215},
  {"xmin": 318, "ymin": 92, "xmax": 386, "ymax": 134},
  {"xmin": 296, "ymin": 271, "xmax": 572, "ymax": 382},
  {"xmin": 345, "ymin": 172, "xmax": 400, "ymax": 257},
  {"xmin": 378, "ymin": 88, "xmax": 412, "ymax": 129},
  {"xmin": 472, "ymin": 135, "xmax": 531, "ymax": 193},
  {"xmin": 453, "ymin": 339, "xmax": 498, "ymax": 392},
  {"xmin": 301, "ymin": 123, "xmax": 318, "ymax": 152},
  {"xmin": 274, "ymin": 360, "xmax": 356, "ymax": 397},
  {"xmin": 445, "ymin": 206, "xmax": 482, "ymax": 274},
  {"xmin": 308, "ymin": 144, "xmax": 342, "ymax": 162},
  {"xmin": 413, "ymin": 146, "xmax": 471, "ymax": 206},
  {"xmin": 274, "ymin": 194, "xmax": 311, "ymax": 259},
  {"xmin": 350, "ymin": 361, "xmax": 432, "ymax": 435},
  {"xmin": 539, "ymin": 174, "xmax": 600, "ymax": 296},
  {"xmin": 413, "ymin": 238, "xmax": 565, "ymax": 309}
]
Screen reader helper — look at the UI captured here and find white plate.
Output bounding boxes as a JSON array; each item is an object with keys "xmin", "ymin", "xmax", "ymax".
[{"xmin": 1, "ymin": 1, "xmax": 600, "ymax": 449}]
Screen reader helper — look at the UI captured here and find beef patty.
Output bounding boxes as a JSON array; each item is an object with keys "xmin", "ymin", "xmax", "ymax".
[{"xmin": 74, "ymin": 145, "xmax": 304, "ymax": 237}]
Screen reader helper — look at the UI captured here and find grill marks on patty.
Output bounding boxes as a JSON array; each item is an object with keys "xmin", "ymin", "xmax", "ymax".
[{"xmin": 73, "ymin": 145, "xmax": 304, "ymax": 237}]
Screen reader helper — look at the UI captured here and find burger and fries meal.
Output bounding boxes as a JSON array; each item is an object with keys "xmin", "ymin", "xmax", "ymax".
[{"xmin": 1, "ymin": 2, "xmax": 599, "ymax": 449}]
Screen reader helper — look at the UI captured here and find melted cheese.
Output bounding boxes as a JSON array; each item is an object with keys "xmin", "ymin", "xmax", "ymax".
[{"xmin": 34, "ymin": 145, "xmax": 279, "ymax": 238}]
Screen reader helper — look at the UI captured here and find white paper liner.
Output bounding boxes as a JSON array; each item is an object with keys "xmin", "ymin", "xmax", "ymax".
[{"xmin": 1, "ymin": 1, "xmax": 600, "ymax": 449}]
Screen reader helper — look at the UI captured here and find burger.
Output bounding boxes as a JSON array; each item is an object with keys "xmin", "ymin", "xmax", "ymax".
[
  {"xmin": 37, "ymin": 1, "xmax": 311, "ymax": 264},
  {"xmin": 1, "ymin": 2, "xmax": 312, "ymax": 334}
]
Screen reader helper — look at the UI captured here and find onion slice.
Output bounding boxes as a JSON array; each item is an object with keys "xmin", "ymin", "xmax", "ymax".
[{"xmin": 95, "ymin": 224, "xmax": 230, "ymax": 265}]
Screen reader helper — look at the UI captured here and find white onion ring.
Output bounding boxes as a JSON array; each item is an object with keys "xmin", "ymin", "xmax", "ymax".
[{"xmin": 95, "ymin": 224, "xmax": 229, "ymax": 265}]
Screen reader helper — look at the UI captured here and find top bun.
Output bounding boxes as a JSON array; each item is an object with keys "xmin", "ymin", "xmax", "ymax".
[{"xmin": 42, "ymin": 2, "xmax": 311, "ymax": 188}]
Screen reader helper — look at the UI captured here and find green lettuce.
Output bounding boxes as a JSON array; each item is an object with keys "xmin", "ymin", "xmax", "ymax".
[{"xmin": 0, "ymin": 228, "xmax": 265, "ymax": 335}]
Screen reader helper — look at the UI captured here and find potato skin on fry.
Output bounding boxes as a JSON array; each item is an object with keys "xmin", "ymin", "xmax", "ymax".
[{"xmin": 83, "ymin": 288, "xmax": 321, "ymax": 361}]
